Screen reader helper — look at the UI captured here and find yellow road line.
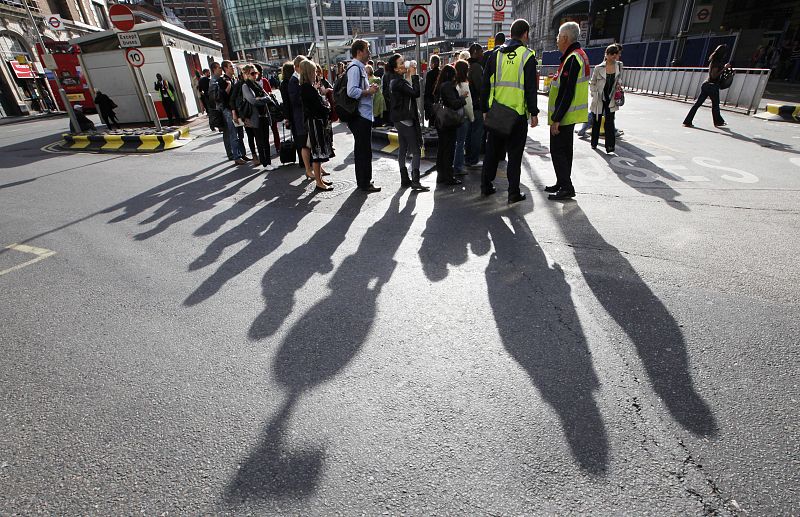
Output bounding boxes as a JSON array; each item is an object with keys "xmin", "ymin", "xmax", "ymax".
[{"xmin": 0, "ymin": 243, "xmax": 56, "ymax": 277}]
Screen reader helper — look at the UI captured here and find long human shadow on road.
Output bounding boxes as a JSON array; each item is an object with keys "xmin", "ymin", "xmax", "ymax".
[
  {"xmin": 100, "ymin": 162, "xmax": 236, "ymax": 225},
  {"xmin": 418, "ymin": 190, "xmax": 608, "ymax": 474},
  {"xmin": 225, "ymin": 193, "xmax": 416, "ymax": 503},
  {"xmin": 184, "ymin": 173, "xmax": 321, "ymax": 307},
  {"xmin": 595, "ymin": 142, "xmax": 691, "ymax": 211},
  {"xmin": 554, "ymin": 203, "xmax": 717, "ymax": 436},
  {"xmin": 248, "ymin": 192, "xmax": 368, "ymax": 340}
]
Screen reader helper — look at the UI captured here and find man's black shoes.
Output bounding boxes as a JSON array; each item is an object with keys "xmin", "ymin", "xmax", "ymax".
[
  {"xmin": 481, "ymin": 185, "xmax": 497, "ymax": 196},
  {"xmin": 360, "ymin": 184, "xmax": 382, "ymax": 193},
  {"xmin": 508, "ymin": 193, "xmax": 527, "ymax": 204},
  {"xmin": 544, "ymin": 184, "xmax": 560, "ymax": 193},
  {"xmin": 548, "ymin": 189, "xmax": 576, "ymax": 200}
]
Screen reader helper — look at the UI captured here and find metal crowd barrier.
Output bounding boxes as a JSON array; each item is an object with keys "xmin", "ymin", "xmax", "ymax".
[{"xmin": 537, "ymin": 65, "xmax": 772, "ymax": 116}]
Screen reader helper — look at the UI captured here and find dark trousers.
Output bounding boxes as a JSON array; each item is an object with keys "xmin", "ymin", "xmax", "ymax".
[
  {"xmin": 550, "ymin": 123, "xmax": 576, "ymax": 191},
  {"xmin": 236, "ymin": 125, "xmax": 246, "ymax": 158},
  {"xmin": 591, "ymin": 108, "xmax": 615, "ymax": 151},
  {"xmin": 245, "ymin": 126, "xmax": 257, "ymax": 158},
  {"xmin": 481, "ymin": 116, "xmax": 527, "ymax": 196},
  {"xmin": 270, "ymin": 120, "xmax": 281, "ymax": 151},
  {"xmin": 348, "ymin": 115, "xmax": 373, "ymax": 188},
  {"xmin": 684, "ymin": 82, "xmax": 725, "ymax": 126},
  {"xmin": 255, "ymin": 118, "xmax": 272, "ymax": 166},
  {"xmin": 162, "ymin": 98, "xmax": 179, "ymax": 124},
  {"xmin": 436, "ymin": 126, "xmax": 458, "ymax": 182}
]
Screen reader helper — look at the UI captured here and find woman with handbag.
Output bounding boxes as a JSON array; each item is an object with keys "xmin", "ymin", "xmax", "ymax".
[
  {"xmin": 241, "ymin": 64, "xmax": 276, "ymax": 171},
  {"xmin": 389, "ymin": 54, "xmax": 429, "ymax": 192},
  {"xmin": 589, "ymin": 44, "xmax": 623, "ymax": 154},
  {"xmin": 433, "ymin": 64, "xmax": 467, "ymax": 186},
  {"xmin": 299, "ymin": 60, "xmax": 334, "ymax": 191},
  {"xmin": 683, "ymin": 45, "xmax": 730, "ymax": 128},
  {"xmin": 453, "ymin": 59, "xmax": 474, "ymax": 176}
]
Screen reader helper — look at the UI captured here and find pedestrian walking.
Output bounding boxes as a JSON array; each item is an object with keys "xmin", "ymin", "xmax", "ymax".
[
  {"xmin": 389, "ymin": 54, "xmax": 429, "ymax": 192},
  {"xmin": 298, "ymin": 59, "xmax": 335, "ymax": 191},
  {"xmin": 367, "ymin": 65, "xmax": 386, "ymax": 127},
  {"xmin": 683, "ymin": 45, "xmax": 731, "ymax": 128},
  {"xmin": 465, "ymin": 43, "xmax": 485, "ymax": 168},
  {"xmin": 218, "ymin": 61, "xmax": 246, "ymax": 164},
  {"xmin": 154, "ymin": 73, "xmax": 179, "ymax": 126},
  {"xmin": 288, "ymin": 55, "xmax": 313, "ymax": 176},
  {"xmin": 241, "ymin": 64, "xmax": 276, "ymax": 171},
  {"xmin": 433, "ymin": 63, "xmax": 466, "ymax": 186},
  {"xmin": 589, "ymin": 44, "xmax": 623, "ymax": 154},
  {"xmin": 346, "ymin": 39, "xmax": 382, "ymax": 192},
  {"xmin": 546, "ymin": 21, "xmax": 589, "ymax": 201},
  {"xmin": 423, "ymin": 55, "xmax": 441, "ymax": 125},
  {"xmin": 481, "ymin": 19, "xmax": 539, "ymax": 203},
  {"xmin": 452, "ymin": 59, "xmax": 473, "ymax": 177},
  {"xmin": 94, "ymin": 90, "xmax": 120, "ymax": 129}
]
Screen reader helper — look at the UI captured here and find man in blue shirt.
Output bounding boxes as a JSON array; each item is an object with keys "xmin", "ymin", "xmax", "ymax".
[{"xmin": 347, "ymin": 39, "xmax": 381, "ymax": 192}]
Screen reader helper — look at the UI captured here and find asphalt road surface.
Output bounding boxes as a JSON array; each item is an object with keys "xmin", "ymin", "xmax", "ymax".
[{"xmin": 1, "ymin": 94, "xmax": 798, "ymax": 515}]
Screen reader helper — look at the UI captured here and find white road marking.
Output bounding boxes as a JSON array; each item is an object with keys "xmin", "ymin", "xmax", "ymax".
[{"xmin": 0, "ymin": 243, "xmax": 56, "ymax": 277}]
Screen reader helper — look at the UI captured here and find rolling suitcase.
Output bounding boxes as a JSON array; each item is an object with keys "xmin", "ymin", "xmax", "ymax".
[{"xmin": 279, "ymin": 126, "xmax": 296, "ymax": 164}]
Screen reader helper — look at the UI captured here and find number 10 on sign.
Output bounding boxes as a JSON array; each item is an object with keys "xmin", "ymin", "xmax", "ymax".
[{"xmin": 408, "ymin": 6, "xmax": 430, "ymax": 35}]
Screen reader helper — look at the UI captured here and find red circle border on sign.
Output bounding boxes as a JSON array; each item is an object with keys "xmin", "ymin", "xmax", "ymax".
[
  {"xmin": 407, "ymin": 6, "xmax": 430, "ymax": 36},
  {"xmin": 492, "ymin": 0, "xmax": 505, "ymax": 13},
  {"xmin": 125, "ymin": 48, "xmax": 145, "ymax": 68}
]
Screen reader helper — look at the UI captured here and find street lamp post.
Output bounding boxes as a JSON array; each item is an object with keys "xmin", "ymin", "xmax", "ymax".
[{"xmin": 672, "ymin": 0, "xmax": 696, "ymax": 66}]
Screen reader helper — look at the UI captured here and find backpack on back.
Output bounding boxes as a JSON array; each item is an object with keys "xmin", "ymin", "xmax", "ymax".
[
  {"xmin": 334, "ymin": 64, "xmax": 360, "ymax": 123},
  {"xmin": 208, "ymin": 76, "xmax": 222, "ymax": 107}
]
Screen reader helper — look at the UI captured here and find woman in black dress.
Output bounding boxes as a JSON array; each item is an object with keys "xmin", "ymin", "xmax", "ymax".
[
  {"xmin": 433, "ymin": 64, "xmax": 467, "ymax": 186},
  {"xmin": 298, "ymin": 60, "xmax": 334, "ymax": 191}
]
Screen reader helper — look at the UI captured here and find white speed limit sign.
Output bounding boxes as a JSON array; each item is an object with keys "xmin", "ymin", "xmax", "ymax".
[
  {"xmin": 492, "ymin": 0, "xmax": 505, "ymax": 11},
  {"xmin": 125, "ymin": 47, "xmax": 145, "ymax": 68},
  {"xmin": 407, "ymin": 6, "xmax": 430, "ymax": 35}
]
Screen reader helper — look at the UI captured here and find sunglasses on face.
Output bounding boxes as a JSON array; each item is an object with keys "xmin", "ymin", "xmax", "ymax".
[{"xmin": 249, "ymin": 72, "xmax": 259, "ymax": 76}]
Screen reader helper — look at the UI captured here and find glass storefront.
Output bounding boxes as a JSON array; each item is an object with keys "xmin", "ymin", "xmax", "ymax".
[{"xmin": 222, "ymin": 0, "xmax": 314, "ymax": 57}]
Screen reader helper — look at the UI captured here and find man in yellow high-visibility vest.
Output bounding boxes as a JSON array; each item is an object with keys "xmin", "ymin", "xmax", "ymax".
[
  {"xmin": 480, "ymin": 19, "xmax": 539, "ymax": 204},
  {"xmin": 546, "ymin": 21, "xmax": 590, "ymax": 200}
]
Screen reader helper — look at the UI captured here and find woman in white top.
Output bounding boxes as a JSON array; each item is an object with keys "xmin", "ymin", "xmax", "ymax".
[
  {"xmin": 589, "ymin": 44, "xmax": 623, "ymax": 154},
  {"xmin": 453, "ymin": 59, "xmax": 474, "ymax": 176}
]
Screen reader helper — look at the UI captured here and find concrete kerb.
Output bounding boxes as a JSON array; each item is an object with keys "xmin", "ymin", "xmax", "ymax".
[
  {"xmin": 754, "ymin": 104, "xmax": 800, "ymax": 123},
  {"xmin": 59, "ymin": 126, "xmax": 191, "ymax": 152},
  {"xmin": 372, "ymin": 126, "xmax": 439, "ymax": 158}
]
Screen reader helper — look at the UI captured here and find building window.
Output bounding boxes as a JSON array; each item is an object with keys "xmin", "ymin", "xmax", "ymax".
[
  {"xmin": 318, "ymin": 20, "xmax": 344, "ymax": 36},
  {"xmin": 0, "ymin": 32, "xmax": 32, "ymax": 61},
  {"xmin": 373, "ymin": 20, "xmax": 396, "ymax": 34},
  {"xmin": 347, "ymin": 20, "xmax": 370, "ymax": 34},
  {"xmin": 91, "ymin": 0, "xmax": 109, "ymax": 28},
  {"xmin": 344, "ymin": 0, "xmax": 368, "ymax": 17},
  {"xmin": 372, "ymin": 1, "xmax": 393, "ymax": 17}
]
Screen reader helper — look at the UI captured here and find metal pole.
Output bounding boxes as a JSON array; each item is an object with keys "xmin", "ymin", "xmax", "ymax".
[
  {"xmin": 318, "ymin": 1, "xmax": 331, "ymax": 75},
  {"xmin": 671, "ymin": 0, "xmax": 696, "ymax": 66},
  {"xmin": 22, "ymin": 0, "xmax": 80, "ymax": 131},
  {"xmin": 416, "ymin": 33, "xmax": 423, "ymax": 124},
  {"xmin": 136, "ymin": 66, "xmax": 162, "ymax": 131}
]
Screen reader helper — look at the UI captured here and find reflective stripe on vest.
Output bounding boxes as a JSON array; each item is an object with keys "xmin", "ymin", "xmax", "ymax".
[
  {"xmin": 548, "ymin": 50, "xmax": 590, "ymax": 126},
  {"xmin": 489, "ymin": 47, "xmax": 535, "ymax": 116}
]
